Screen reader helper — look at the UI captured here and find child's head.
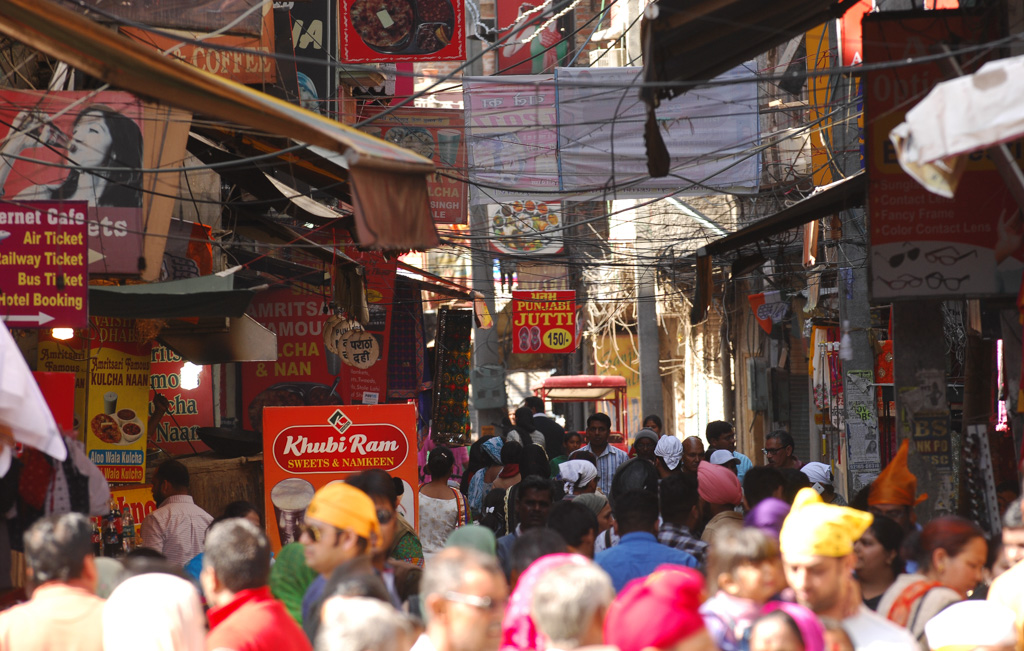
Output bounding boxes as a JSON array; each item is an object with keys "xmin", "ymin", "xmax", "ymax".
[{"xmin": 709, "ymin": 527, "xmax": 785, "ymax": 603}]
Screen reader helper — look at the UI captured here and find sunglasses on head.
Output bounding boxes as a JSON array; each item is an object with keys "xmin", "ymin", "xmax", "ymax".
[
  {"xmin": 298, "ymin": 523, "xmax": 325, "ymax": 543},
  {"xmin": 376, "ymin": 509, "xmax": 394, "ymax": 525}
]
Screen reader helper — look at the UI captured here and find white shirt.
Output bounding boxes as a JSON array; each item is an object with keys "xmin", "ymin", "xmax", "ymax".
[
  {"xmin": 412, "ymin": 633, "xmax": 436, "ymax": 651},
  {"xmin": 844, "ymin": 605, "xmax": 918, "ymax": 651},
  {"xmin": 139, "ymin": 495, "xmax": 213, "ymax": 567}
]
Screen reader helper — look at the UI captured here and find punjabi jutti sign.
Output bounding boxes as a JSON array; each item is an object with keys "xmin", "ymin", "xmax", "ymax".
[
  {"xmin": 262, "ymin": 404, "xmax": 419, "ymax": 552},
  {"xmin": 511, "ymin": 290, "xmax": 576, "ymax": 354}
]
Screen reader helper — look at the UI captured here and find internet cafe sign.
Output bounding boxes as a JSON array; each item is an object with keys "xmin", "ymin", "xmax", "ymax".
[{"xmin": 262, "ymin": 404, "xmax": 418, "ymax": 552}]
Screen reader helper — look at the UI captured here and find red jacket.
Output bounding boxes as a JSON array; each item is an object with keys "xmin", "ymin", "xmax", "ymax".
[{"xmin": 207, "ymin": 586, "xmax": 312, "ymax": 651}]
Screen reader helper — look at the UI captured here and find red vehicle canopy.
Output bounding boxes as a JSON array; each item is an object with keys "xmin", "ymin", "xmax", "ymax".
[{"xmin": 533, "ymin": 375, "xmax": 628, "ymax": 443}]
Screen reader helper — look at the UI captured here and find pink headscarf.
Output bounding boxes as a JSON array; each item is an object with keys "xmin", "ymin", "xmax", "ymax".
[
  {"xmin": 500, "ymin": 553, "xmax": 591, "ymax": 651},
  {"xmin": 697, "ymin": 460, "xmax": 743, "ymax": 506},
  {"xmin": 760, "ymin": 601, "xmax": 825, "ymax": 651}
]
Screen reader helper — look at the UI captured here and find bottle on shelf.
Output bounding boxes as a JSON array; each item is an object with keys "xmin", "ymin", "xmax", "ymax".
[
  {"xmin": 121, "ymin": 506, "xmax": 136, "ymax": 553},
  {"xmin": 103, "ymin": 499, "xmax": 123, "ymax": 558},
  {"xmin": 91, "ymin": 519, "xmax": 102, "ymax": 557}
]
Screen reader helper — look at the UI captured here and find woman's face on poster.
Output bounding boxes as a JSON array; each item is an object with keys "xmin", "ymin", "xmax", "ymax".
[{"xmin": 68, "ymin": 112, "xmax": 112, "ymax": 168}]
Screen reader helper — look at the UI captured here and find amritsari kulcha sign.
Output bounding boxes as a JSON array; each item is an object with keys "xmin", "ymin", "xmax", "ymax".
[{"xmin": 511, "ymin": 290, "xmax": 576, "ymax": 354}]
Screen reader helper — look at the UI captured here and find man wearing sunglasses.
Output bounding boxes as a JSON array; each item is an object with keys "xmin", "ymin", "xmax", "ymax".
[
  {"xmin": 300, "ymin": 481, "xmax": 384, "ymax": 643},
  {"xmin": 763, "ymin": 430, "xmax": 802, "ymax": 470}
]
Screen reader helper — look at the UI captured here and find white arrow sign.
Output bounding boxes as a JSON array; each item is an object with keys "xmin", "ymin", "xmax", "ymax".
[
  {"xmin": 88, "ymin": 248, "xmax": 106, "ymax": 265},
  {"xmin": 1, "ymin": 312, "xmax": 55, "ymax": 326}
]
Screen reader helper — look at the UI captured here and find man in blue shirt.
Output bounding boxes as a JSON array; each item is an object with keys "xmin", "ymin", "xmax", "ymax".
[
  {"xmin": 595, "ymin": 489, "xmax": 698, "ymax": 592},
  {"xmin": 706, "ymin": 421, "xmax": 753, "ymax": 484},
  {"xmin": 580, "ymin": 412, "xmax": 629, "ymax": 495}
]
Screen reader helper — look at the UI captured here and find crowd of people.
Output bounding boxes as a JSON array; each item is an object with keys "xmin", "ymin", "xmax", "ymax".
[{"xmin": 1, "ymin": 408, "xmax": 1023, "ymax": 651}]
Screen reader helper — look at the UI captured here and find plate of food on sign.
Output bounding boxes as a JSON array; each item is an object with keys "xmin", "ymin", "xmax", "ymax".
[{"xmin": 91, "ymin": 409, "xmax": 144, "ymax": 446}]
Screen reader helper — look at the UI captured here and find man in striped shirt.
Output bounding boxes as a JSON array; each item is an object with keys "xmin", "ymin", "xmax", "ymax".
[{"xmin": 580, "ymin": 413, "xmax": 628, "ymax": 495}]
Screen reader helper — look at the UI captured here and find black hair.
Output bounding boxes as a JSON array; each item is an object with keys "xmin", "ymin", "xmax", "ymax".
[
  {"xmin": 754, "ymin": 610, "xmax": 803, "ymax": 646},
  {"xmin": 565, "ymin": 431, "xmax": 583, "ymax": 445},
  {"xmin": 865, "ymin": 515, "xmax": 906, "ymax": 576},
  {"xmin": 427, "ymin": 446, "xmax": 456, "ymax": 478},
  {"xmin": 55, "ymin": 105, "xmax": 143, "ymax": 207},
  {"xmin": 546, "ymin": 501, "xmax": 598, "ymax": 547},
  {"xmin": 569, "ymin": 449, "xmax": 598, "ymax": 466},
  {"xmin": 510, "ymin": 528, "xmax": 568, "ymax": 573},
  {"xmin": 521, "ymin": 443, "xmax": 551, "ymax": 479},
  {"xmin": 779, "ymin": 468, "xmax": 812, "ymax": 504},
  {"xmin": 705, "ymin": 421, "xmax": 734, "ymax": 442},
  {"xmin": 586, "ymin": 413, "xmax": 611, "ymax": 429},
  {"xmin": 643, "ymin": 414, "xmax": 663, "ymax": 430},
  {"xmin": 660, "ymin": 473, "xmax": 699, "ymax": 524},
  {"xmin": 767, "ymin": 430, "xmax": 795, "ymax": 450},
  {"xmin": 514, "ymin": 407, "xmax": 536, "ymax": 431},
  {"xmin": 612, "ymin": 489, "xmax": 659, "ymax": 534},
  {"xmin": 220, "ymin": 500, "xmax": 259, "ymax": 521},
  {"xmin": 743, "ymin": 466, "xmax": 785, "ymax": 509},
  {"xmin": 461, "ymin": 435, "xmax": 496, "ymax": 495},
  {"xmin": 346, "ymin": 469, "xmax": 399, "ymax": 508},
  {"xmin": 24, "ymin": 513, "xmax": 92, "ymax": 584},
  {"xmin": 203, "ymin": 518, "xmax": 270, "ymax": 592},
  {"xmin": 500, "ymin": 440, "xmax": 524, "ymax": 466},
  {"xmin": 519, "ymin": 475, "xmax": 555, "ymax": 503},
  {"xmin": 155, "ymin": 459, "xmax": 190, "ymax": 489},
  {"xmin": 609, "ymin": 458, "xmax": 659, "ymax": 505},
  {"xmin": 523, "ymin": 396, "xmax": 545, "ymax": 413}
]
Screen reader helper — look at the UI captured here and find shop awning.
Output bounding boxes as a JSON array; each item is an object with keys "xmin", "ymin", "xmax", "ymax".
[
  {"xmin": 639, "ymin": 0, "xmax": 859, "ymax": 174},
  {"xmin": 159, "ymin": 315, "xmax": 278, "ymax": 365},
  {"xmin": 534, "ymin": 375, "xmax": 627, "ymax": 401},
  {"xmin": 690, "ymin": 170, "xmax": 866, "ymax": 323},
  {"xmin": 89, "ymin": 272, "xmax": 258, "ymax": 319},
  {"xmin": 0, "ymin": 0, "xmax": 439, "ymax": 251}
]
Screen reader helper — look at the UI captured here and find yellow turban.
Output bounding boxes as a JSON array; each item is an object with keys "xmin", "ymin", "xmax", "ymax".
[
  {"xmin": 306, "ymin": 482, "xmax": 380, "ymax": 540},
  {"xmin": 779, "ymin": 488, "xmax": 873, "ymax": 557},
  {"xmin": 868, "ymin": 440, "xmax": 928, "ymax": 507}
]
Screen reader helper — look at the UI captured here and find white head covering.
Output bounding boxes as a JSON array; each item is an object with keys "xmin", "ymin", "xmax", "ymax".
[
  {"xmin": 558, "ymin": 460, "xmax": 598, "ymax": 494},
  {"xmin": 654, "ymin": 436, "xmax": 683, "ymax": 470},
  {"xmin": 710, "ymin": 450, "xmax": 736, "ymax": 466},
  {"xmin": 103, "ymin": 574, "xmax": 205, "ymax": 651},
  {"xmin": 801, "ymin": 462, "xmax": 833, "ymax": 486},
  {"xmin": 924, "ymin": 601, "xmax": 1017, "ymax": 651}
]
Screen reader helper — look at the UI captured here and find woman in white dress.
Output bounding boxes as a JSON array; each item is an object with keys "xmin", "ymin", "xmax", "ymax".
[{"xmin": 418, "ymin": 446, "xmax": 470, "ymax": 558}]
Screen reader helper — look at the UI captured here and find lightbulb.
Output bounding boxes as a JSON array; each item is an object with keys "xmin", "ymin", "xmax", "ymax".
[
  {"xmin": 51, "ymin": 328, "xmax": 74, "ymax": 341},
  {"xmin": 180, "ymin": 362, "xmax": 201, "ymax": 390}
]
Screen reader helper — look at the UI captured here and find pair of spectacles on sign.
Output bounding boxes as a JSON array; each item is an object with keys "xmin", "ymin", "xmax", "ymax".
[
  {"xmin": 878, "ymin": 272, "xmax": 970, "ymax": 291},
  {"xmin": 876, "ymin": 245, "xmax": 977, "ymax": 268}
]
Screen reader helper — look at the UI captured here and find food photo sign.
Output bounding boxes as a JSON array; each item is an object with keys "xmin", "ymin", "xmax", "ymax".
[
  {"xmin": 85, "ymin": 318, "xmax": 150, "ymax": 483},
  {"xmin": 488, "ymin": 201, "xmax": 563, "ymax": 255},
  {"xmin": 262, "ymin": 404, "xmax": 419, "ymax": 553},
  {"xmin": 340, "ymin": 0, "xmax": 465, "ymax": 62}
]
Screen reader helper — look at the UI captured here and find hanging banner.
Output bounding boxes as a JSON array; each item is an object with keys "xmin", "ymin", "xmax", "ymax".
[
  {"xmin": 336, "ymin": 251, "xmax": 396, "ymax": 406},
  {"xmin": 340, "ymin": 0, "xmax": 465, "ymax": 63},
  {"xmin": 555, "ymin": 65, "xmax": 760, "ymax": 198},
  {"xmin": 0, "ymin": 91, "xmax": 145, "ymax": 276},
  {"xmin": 865, "ymin": 13, "xmax": 1018, "ymax": 300},
  {"xmin": 85, "ymin": 318, "xmax": 150, "ymax": 483},
  {"xmin": 149, "ymin": 344, "xmax": 213, "ymax": 455},
  {"xmin": 119, "ymin": 5, "xmax": 276, "ymax": 84},
  {"xmin": 37, "ymin": 334, "xmax": 89, "ymax": 440},
  {"xmin": 511, "ymin": 290, "xmax": 576, "ymax": 353},
  {"xmin": 72, "ymin": 0, "xmax": 265, "ymax": 35},
  {"xmin": 0, "ymin": 201, "xmax": 88, "ymax": 329},
  {"xmin": 465, "ymin": 76, "xmax": 558, "ymax": 205},
  {"xmin": 495, "ymin": 0, "xmax": 572, "ymax": 74},
  {"xmin": 242, "ymin": 287, "xmax": 337, "ymax": 434},
  {"xmin": 262, "ymin": 404, "xmax": 419, "ymax": 553},
  {"xmin": 359, "ymin": 107, "xmax": 467, "ymax": 224},
  {"xmin": 487, "ymin": 201, "xmax": 563, "ymax": 255}
]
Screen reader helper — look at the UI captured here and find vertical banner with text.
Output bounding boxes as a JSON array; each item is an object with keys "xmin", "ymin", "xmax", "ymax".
[
  {"xmin": 86, "ymin": 318, "xmax": 150, "ymax": 483},
  {"xmin": 262, "ymin": 404, "xmax": 419, "ymax": 553},
  {"xmin": 511, "ymin": 290, "xmax": 576, "ymax": 354},
  {"xmin": 149, "ymin": 344, "xmax": 213, "ymax": 455},
  {"xmin": 0, "ymin": 201, "xmax": 88, "ymax": 328}
]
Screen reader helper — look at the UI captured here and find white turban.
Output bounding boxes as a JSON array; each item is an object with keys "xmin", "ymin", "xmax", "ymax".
[
  {"xmin": 654, "ymin": 436, "xmax": 683, "ymax": 470},
  {"xmin": 559, "ymin": 460, "xmax": 598, "ymax": 494},
  {"xmin": 924, "ymin": 601, "xmax": 1016, "ymax": 651},
  {"xmin": 801, "ymin": 462, "xmax": 833, "ymax": 486}
]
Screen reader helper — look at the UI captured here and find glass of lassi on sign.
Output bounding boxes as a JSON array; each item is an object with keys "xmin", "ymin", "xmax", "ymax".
[{"xmin": 271, "ymin": 478, "xmax": 316, "ymax": 546}]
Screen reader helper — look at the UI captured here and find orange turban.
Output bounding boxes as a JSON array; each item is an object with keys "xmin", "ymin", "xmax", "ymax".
[{"xmin": 868, "ymin": 440, "xmax": 927, "ymax": 507}]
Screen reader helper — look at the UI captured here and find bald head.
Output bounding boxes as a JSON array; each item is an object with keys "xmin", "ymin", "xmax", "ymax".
[{"xmin": 682, "ymin": 437, "xmax": 704, "ymax": 474}]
